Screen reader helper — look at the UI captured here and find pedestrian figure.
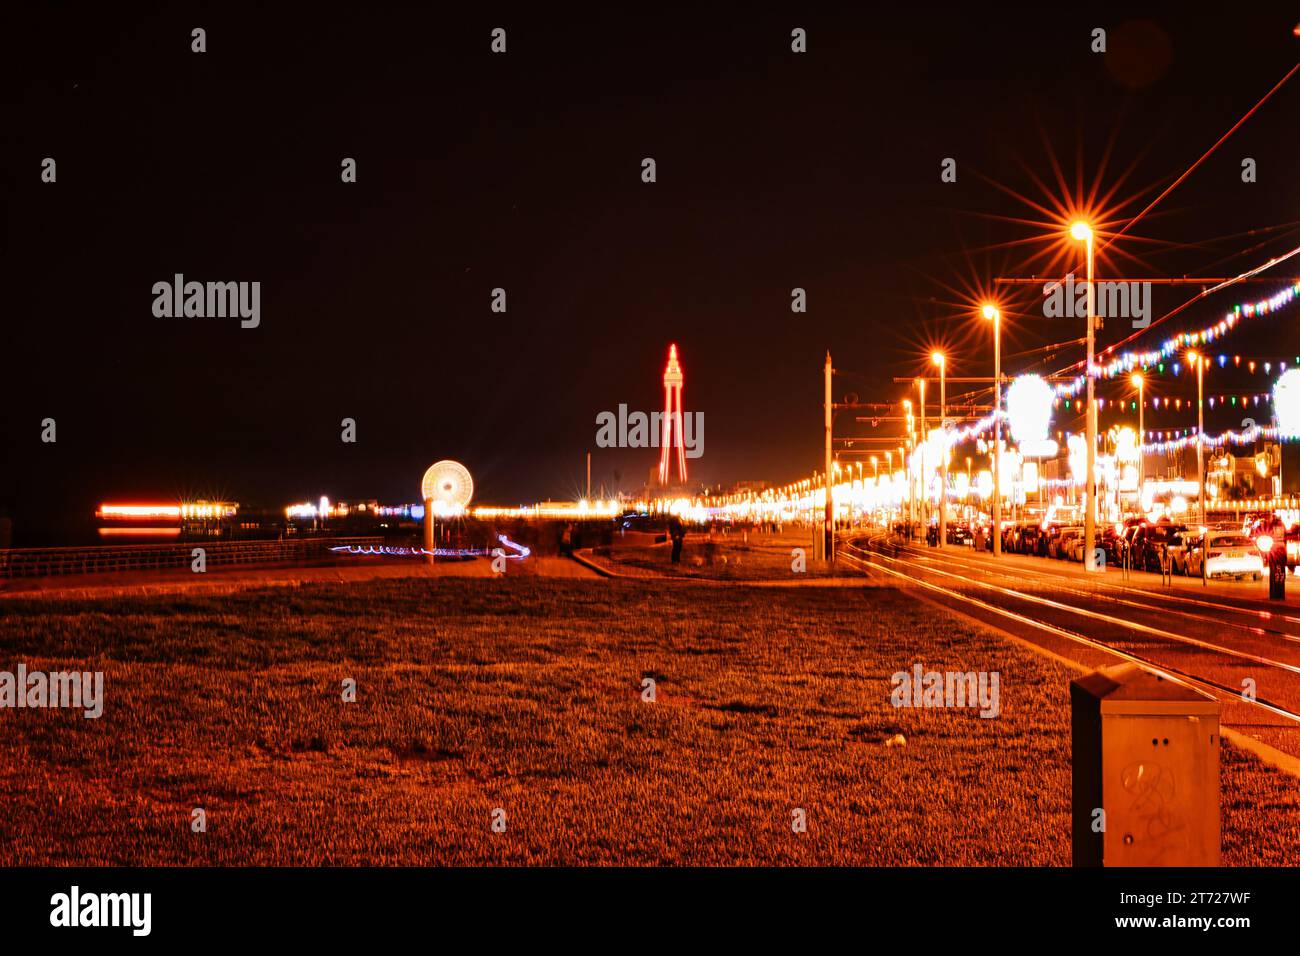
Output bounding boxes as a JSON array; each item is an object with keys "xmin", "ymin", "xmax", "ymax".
[{"xmin": 668, "ymin": 515, "xmax": 686, "ymax": 564}]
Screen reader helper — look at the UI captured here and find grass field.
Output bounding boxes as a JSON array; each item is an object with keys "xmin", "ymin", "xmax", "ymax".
[
  {"xmin": 1, "ymin": 573, "xmax": 1297, "ymax": 865},
  {"xmin": 596, "ymin": 527, "xmax": 828, "ymax": 580}
]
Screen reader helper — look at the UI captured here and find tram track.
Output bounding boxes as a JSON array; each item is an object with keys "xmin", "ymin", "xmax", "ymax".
[
  {"xmin": 876, "ymin": 538, "xmax": 1300, "ymax": 645},
  {"xmin": 840, "ymin": 535, "xmax": 1300, "ymax": 730}
]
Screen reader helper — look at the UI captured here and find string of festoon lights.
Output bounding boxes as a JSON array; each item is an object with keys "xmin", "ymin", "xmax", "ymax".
[
  {"xmin": 944, "ymin": 368, "xmax": 1300, "ymax": 457},
  {"xmin": 1139, "ymin": 423, "xmax": 1282, "ymax": 455},
  {"xmin": 1096, "ymin": 357, "xmax": 1296, "ymax": 379},
  {"xmin": 1056, "ymin": 393, "xmax": 1272, "ymax": 412},
  {"xmin": 1134, "ymin": 365, "xmax": 1300, "ymax": 453},
  {"xmin": 1052, "ymin": 279, "xmax": 1300, "ymax": 398}
]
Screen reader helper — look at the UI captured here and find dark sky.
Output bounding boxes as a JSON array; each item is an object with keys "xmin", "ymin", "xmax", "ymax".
[{"xmin": 5, "ymin": 4, "xmax": 1300, "ymax": 540}]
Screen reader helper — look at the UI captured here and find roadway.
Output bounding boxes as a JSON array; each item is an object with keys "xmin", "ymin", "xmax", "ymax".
[{"xmin": 841, "ymin": 533, "xmax": 1300, "ymax": 765}]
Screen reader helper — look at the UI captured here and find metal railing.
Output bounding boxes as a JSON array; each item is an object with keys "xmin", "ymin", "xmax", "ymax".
[{"xmin": 0, "ymin": 537, "xmax": 383, "ymax": 579}]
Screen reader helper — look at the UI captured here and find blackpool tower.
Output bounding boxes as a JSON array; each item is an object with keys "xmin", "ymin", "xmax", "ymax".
[{"xmin": 658, "ymin": 343, "xmax": 688, "ymax": 485}]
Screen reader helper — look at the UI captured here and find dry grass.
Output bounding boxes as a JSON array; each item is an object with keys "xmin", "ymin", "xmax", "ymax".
[
  {"xmin": 0, "ymin": 576, "xmax": 1296, "ymax": 865},
  {"xmin": 597, "ymin": 527, "xmax": 833, "ymax": 580}
]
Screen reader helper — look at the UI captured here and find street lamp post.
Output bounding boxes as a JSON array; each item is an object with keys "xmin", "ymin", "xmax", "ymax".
[
  {"xmin": 1131, "ymin": 372, "xmax": 1144, "ymax": 511},
  {"xmin": 1187, "ymin": 351, "xmax": 1208, "ymax": 587},
  {"xmin": 1190, "ymin": 351, "xmax": 1207, "ymax": 529},
  {"xmin": 885, "ymin": 450, "xmax": 894, "ymax": 528},
  {"xmin": 833, "ymin": 461, "xmax": 842, "ymax": 534},
  {"xmin": 983, "ymin": 304, "xmax": 1002, "ymax": 557},
  {"xmin": 903, "ymin": 400, "xmax": 914, "ymax": 541},
  {"xmin": 1071, "ymin": 222, "xmax": 1100, "ymax": 572},
  {"xmin": 857, "ymin": 460, "xmax": 864, "ymax": 529},
  {"xmin": 917, "ymin": 378, "xmax": 927, "ymax": 537},
  {"xmin": 867, "ymin": 457, "xmax": 876, "ymax": 529},
  {"xmin": 932, "ymin": 352, "xmax": 947, "ymax": 549},
  {"xmin": 966, "ymin": 456, "xmax": 972, "ymax": 514}
]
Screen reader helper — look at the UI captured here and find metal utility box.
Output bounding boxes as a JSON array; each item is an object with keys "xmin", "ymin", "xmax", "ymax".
[{"xmin": 1071, "ymin": 663, "xmax": 1221, "ymax": 867}]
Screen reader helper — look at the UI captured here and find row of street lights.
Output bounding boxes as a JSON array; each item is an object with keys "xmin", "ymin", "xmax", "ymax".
[
  {"xmin": 914, "ymin": 220, "xmax": 1135, "ymax": 564},
  {"xmin": 832, "ymin": 210, "xmax": 1227, "ymax": 566},
  {"xmin": 972, "ymin": 222, "xmax": 1097, "ymax": 562}
]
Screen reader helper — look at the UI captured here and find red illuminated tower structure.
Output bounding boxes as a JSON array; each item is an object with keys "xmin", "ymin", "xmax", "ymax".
[{"xmin": 658, "ymin": 344, "xmax": 688, "ymax": 485}]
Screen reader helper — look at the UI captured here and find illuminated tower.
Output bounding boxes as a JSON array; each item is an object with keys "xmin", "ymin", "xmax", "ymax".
[{"xmin": 658, "ymin": 343, "xmax": 688, "ymax": 485}]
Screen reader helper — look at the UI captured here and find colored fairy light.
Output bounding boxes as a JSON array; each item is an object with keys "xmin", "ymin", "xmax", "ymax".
[{"xmin": 1051, "ymin": 280, "xmax": 1300, "ymax": 398}]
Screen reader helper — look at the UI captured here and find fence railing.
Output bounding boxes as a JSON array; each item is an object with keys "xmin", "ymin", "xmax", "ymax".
[{"xmin": 0, "ymin": 537, "xmax": 384, "ymax": 579}]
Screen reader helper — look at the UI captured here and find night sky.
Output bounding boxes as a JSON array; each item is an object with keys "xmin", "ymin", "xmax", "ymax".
[{"xmin": 5, "ymin": 5, "xmax": 1300, "ymax": 542}]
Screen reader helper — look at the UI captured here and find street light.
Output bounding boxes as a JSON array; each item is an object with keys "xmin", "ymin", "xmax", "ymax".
[
  {"xmin": 932, "ymin": 351, "xmax": 947, "ymax": 548},
  {"xmin": 917, "ymin": 377, "xmax": 928, "ymax": 534},
  {"xmin": 982, "ymin": 304, "xmax": 1002, "ymax": 557},
  {"xmin": 903, "ymin": 399, "xmax": 914, "ymax": 540},
  {"xmin": 1188, "ymin": 350, "xmax": 1207, "ymax": 533},
  {"xmin": 868, "ymin": 458, "xmax": 876, "ymax": 527},
  {"xmin": 1070, "ymin": 221, "xmax": 1100, "ymax": 572},
  {"xmin": 1130, "ymin": 372, "xmax": 1145, "ymax": 509},
  {"xmin": 850, "ymin": 461, "xmax": 859, "ymax": 529},
  {"xmin": 884, "ymin": 450, "xmax": 894, "ymax": 528}
]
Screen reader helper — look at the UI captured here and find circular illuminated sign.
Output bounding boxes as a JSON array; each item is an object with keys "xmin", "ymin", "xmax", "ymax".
[{"xmin": 420, "ymin": 460, "xmax": 474, "ymax": 516}]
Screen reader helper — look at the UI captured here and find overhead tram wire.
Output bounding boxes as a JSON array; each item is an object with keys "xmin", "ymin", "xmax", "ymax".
[
  {"xmin": 1034, "ymin": 62, "xmax": 1300, "ymax": 387},
  {"xmin": 1101, "ymin": 62, "xmax": 1300, "ymax": 255},
  {"xmin": 1044, "ymin": 240, "xmax": 1300, "ymax": 389}
]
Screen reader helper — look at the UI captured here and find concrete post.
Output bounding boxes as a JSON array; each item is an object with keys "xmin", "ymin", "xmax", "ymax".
[{"xmin": 423, "ymin": 497, "xmax": 435, "ymax": 565}]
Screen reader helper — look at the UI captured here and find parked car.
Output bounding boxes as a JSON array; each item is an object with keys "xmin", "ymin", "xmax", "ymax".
[
  {"xmin": 1018, "ymin": 523, "xmax": 1043, "ymax": 556},
  {"xmin": 1167, "ymin": 530, "xmax": 1197, "ymax": 576},
  {"xmin": 1131, "ymin": 521, "xmax": 1189, "ymax": 574},
  {"xmin": 1039, "ymin": 523, "xmax": 1073, "ymax": 557},
  {"xmin": 1000, "ymin": 521, "xmax": 1020, "ymax": 553},
  {"xmin": 1101, "ymin": 522, "xmax": 1133, "ymax": 565},
  {"xmin": 1038, "ymin": 524, "xmax": 1061, "ymax": 557},
  {"xmin": 1049, "ymin": 526, "xmax": 1083, "ymax": 559},
  {"xmin": 947, "ymin": 523, "xmax": 973, "ymax": 546},
  {"xmin": 1110, "ymin": 518, "xmax": 1143, "ymax": 566},
  {"xmin": 1286, "ymin": 522, "xmax": 1300, "ymax": 572},
  {"xmin": 1185, "ymin": 531, "xmax": 1263, "ymax": 580}
]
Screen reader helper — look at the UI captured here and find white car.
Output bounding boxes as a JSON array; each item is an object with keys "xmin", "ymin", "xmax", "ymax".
[{"xmin": 1185, "ymin": 532, "xmax": 1263, "ymax": 580}]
